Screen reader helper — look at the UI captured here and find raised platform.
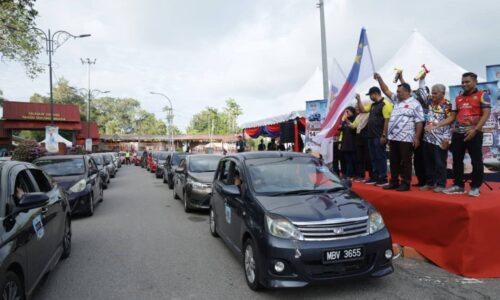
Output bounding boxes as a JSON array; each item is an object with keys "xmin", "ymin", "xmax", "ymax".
[{"xmin": 352, "ymin": 179, "xmax": 500, "ymax": 278}]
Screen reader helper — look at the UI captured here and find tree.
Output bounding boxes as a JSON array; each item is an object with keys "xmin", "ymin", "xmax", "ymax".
[
  {"xmin": 0, "ymin": 89, "xmax": 4, "ymax": 107},
  {"xmin": 0, "ymin": 0, "xmax": 43, "ymax": 78},
  {"xmin": 11, "ymin": 140, "xmax": 47, "ymax": 162},
  {"xmin": 186, "ymin": 99, "xmax": 243, "ymax": 135}
]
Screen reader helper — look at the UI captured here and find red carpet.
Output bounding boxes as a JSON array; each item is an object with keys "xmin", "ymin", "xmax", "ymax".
[{"xmin": 352, "ymin": 179, "xmax": 500, "ymax": 278}]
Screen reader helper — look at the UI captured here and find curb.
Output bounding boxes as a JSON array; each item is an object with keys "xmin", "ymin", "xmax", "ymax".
[{"xmin": 392, "ymin": 243, "xmax": 429, "ymax": 262}]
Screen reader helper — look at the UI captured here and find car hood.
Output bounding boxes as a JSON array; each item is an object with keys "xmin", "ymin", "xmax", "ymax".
[
  {"xmin": 188, "ymin": 172, "xmax": 215, "ymax": 184},
  {"xmin": 51, "ymin": 175, "xmax": 86, "ymax": 190},
  {"xmin": 256, "ymin": 191, "xmax": 370, "ymax": 223}
]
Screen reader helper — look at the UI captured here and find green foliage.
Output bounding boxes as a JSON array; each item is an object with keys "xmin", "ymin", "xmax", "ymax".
[
  {"xmin": 0, "ymin": 0, "xmax": 43, "ymax": 78},
  {"xmin": 186, "ymin": 98, "xmax": 243, "ymax": 135},
  {"xmin": 11, "ymin": 140, "xmax": 47, "ymax": 162}
]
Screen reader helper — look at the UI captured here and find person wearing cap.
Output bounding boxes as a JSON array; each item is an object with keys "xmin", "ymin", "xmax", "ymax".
[
  {"xmin": 356, "ymin": 86, "xmax": 393, "ymax": 186},
  {"xmin": 374, "ymin": 73, "xmax": 425, "ymax": 192},
  {"xmin": 444, "ymin": 72, "xmax": 491, "ymax": 197}
]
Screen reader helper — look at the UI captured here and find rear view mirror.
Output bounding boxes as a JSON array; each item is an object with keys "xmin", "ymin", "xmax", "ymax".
[
  {"xmin": 18, "ymin": 193, "xmax": 49, "ymax": 210},
  {"xmin": 222, "ymin": 185, "xmax": 241, "ymax": 196}
]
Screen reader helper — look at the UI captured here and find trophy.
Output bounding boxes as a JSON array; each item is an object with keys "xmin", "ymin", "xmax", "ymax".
[
  {"xmin": 393, "ymin": 68, "xmax": 403, "ymax": 83},
  {"xmin": 414, "ymin": 64, "xmax": 430, "ymax": 81}
]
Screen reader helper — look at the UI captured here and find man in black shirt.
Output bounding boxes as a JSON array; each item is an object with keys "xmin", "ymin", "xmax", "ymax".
[
  {"xmin": 267, "ymin": 138, "xmax": 277, "ymax": 151},
  {"xmin": 258, "ymin": 139, "xmax": 265, "ymax": 151},
  {"xmin": 356, "ymin": 87, "xmax": 394, "ymax": 186},
  {"xmin": 236, "ymin": 136, "xmax": 245, "ymax": 153}
]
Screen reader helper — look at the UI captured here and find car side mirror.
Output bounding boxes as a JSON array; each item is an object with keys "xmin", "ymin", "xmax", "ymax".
[
  {"xmin": 222, "ymin": 185, "xmax": 241, "ymax": 196},
  {"xmin": 89, "ymin": 169, "xmax": 99, "ymax": 176},
  {"xmin": 175, "ymin": 167, "xmax": 185, "ymax": 174},
  {"xmin": 17, "ymin": 193, "xmax": 49, "ymax": 211}
]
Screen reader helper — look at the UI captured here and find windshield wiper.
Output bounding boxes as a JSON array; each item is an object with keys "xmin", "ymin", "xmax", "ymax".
[{"xmin": 265, "ymin": 186, "xmax": 346, "ymax": 196}]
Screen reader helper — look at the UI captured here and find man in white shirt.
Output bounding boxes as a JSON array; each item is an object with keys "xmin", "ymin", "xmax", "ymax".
[{"xmin": 374, "ymin": 73, "xmax": 425, "ymax": 191}]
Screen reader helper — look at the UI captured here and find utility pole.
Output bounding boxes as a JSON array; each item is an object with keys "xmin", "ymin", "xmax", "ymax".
[
  {"xmin": 317, "ymin": 0, "xmax": 329, "ymax": 101},
  {"xmin": 81, "ymin": 58, "xmax": 96, "ymax": 141}
]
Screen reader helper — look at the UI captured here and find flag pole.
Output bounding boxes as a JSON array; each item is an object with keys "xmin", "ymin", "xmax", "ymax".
[
  {"xmin": 318, "ymin": 0, "xmax": 329, "ymax": 101},
  {"xmin": 363, "ymin": 27, "xmax": 376, "ymax": 73}
]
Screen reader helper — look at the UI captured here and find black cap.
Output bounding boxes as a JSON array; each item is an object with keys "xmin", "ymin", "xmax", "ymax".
[{"xmin": 366, "ymin": 86, "xmax": 381, "ymax": 95}]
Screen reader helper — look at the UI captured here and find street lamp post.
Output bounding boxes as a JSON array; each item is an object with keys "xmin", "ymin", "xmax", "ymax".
[
  {"xmin": 317, "ymin": 0, "xmax": 329, "ymax": 101},
  {"xmin": 33, "ymin": 28, "xmax": 91, "ymax": 125},
  {"xmin": 81, "ymin": 58, "xmax": 96, "ymax": 139},
  {"xmin": 150, "ymin": 92, "xmax": 174, "ymax": 151}
]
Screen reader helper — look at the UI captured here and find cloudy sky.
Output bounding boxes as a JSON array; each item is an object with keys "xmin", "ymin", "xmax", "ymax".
[{"xmin": 1, "ymin": 0, "xmax": 499, "ymax": 130}]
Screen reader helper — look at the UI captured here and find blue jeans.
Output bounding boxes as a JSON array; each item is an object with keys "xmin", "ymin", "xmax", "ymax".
[{"xmin": 367, "ymin": 137, "xmax": 387, "ymax": 181}]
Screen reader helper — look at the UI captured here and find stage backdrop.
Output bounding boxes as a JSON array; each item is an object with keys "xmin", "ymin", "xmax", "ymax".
[
  {"xmin": 305, "ymin": 99, "xmax": 327, "ymax": 152},
  {"xmin": 486, "ymin": 64, "xmax": 500, "ymax": 82}
]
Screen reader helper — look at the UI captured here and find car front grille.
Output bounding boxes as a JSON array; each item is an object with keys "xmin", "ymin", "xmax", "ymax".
[{"xmin": 293, "ymin": 216, "xmax": 369, "ymax": 241}]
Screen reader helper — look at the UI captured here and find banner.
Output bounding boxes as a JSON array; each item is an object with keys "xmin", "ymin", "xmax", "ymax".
[
  {"xmin": 45, "ymin": 126, "xmax": 59, "ymax": 153},
  {"xmin": 85, "ymin": 138, "xmax": 93, "ymax": 152},
  {"xmin": 486, "ymin": 65, "xmax": 500, "ymax": 82},
  {"xmin": 305, "ymin": 100, "xmax": 328, "ymax": 152}
]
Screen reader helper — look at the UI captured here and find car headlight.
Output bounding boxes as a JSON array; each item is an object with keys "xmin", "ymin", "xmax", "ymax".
[
  {"xmin": 69, "ymin": 179, "xmax": 87, "ymax": 193},
  {"xmin": 368, "ymin": 211, "xmax": 385, "ymax": 234},
  {"xmin": 188, "ymin": 178, "xmax": 211, "ymax": 190},
  {"xmin": 265, "ymin": 214, "xmax": 304, "ymax": 240}
]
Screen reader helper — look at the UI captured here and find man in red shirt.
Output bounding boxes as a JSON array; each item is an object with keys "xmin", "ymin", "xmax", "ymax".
[{"xmin": 444, "ymin": 72, "xmax": 491, "ymax": 197}]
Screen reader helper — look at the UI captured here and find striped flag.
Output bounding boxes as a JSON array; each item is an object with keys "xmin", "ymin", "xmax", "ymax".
[{"xmin": 313, "ymin": 28, "xmax": 375, "ymax": 151}]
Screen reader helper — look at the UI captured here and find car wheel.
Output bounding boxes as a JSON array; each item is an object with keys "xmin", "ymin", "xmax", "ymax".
[
  {"xmin": 168, "ymin": 177, "xmax": 174, "ymax": 190},
  {"xmin": 87, "ymin": 194, "xmax": 94, "ymax": 217},
  {"xmin": 99, "ymin": 186, "xmax": 104, "ymax": 202},
  {"xmin": 61, "ymin": 217, "xmax": 72, "ymax": 259},
  {"xmin": 1, "ymin": 271, "xmax": 25, "ymax": 300},
  {"xmin": 183, "ymin": 191, "xmax": 192, "ymax": 213},
  {"xmin": 163, "ymin": 174, "xmax": 167, "ymax": 184},
  {"xmin": 243, "ymin": 239, "xmax": 262, "ymax": 291},
  {"xmin": 209, "ymin": 207, "xmax": 219, "ymax": 237}
]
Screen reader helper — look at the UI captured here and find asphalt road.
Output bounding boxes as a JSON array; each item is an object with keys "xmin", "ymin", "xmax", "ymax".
[{"xmin": 33, "ymin": 165, "xmax": 500, "ymax": 300}]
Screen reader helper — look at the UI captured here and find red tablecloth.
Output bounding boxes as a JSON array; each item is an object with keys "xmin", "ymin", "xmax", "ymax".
[{"xmin": 353, "ymin": 180, "xmax": 500, "ymax": 278}]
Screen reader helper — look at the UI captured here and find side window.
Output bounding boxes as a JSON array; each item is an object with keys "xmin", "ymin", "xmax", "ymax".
[
  {"xmin": 13, "ymin": 170, "xmax": 37, "ymax": 204},
  {"xmin": 220, "ymin": 160, "xmax": 236, "ymax": 185},
  {"xmin": 30, "ymin": 169, "xmax": 53, "ymax": 193},
  {"xmin": 178, "ymin": 159, "xmax": 186, "ymax": 169},
  {"xmin": 88, "ymin": 158, "xmax": 97, "ymax": 171}
]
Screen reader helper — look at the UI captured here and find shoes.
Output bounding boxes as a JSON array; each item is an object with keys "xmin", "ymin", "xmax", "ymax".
[
  {"xmin": 412, "ymin": 182, "xmax": 425, "ymax": 187},
  {"xmin": 433, "ymin": 186, "xmax": 445, "ymax": 193},
  {"xmin": 376, "ymin": 180, "xmax": 388, "ymax": 187},
  {"xmin": 419, "ymin": 185, "xmax": 435, "ymax": 191},
  {"xmin": 468, "ymin": 188, "xmax": 480, "ymax": 197},
  {"xmin": 383, "ymin": 182, "xmax": 399, "ymax": 190},
  {"xmin": 443, "ymin": 185, "xmax": 466, "ymax": 195},
  {"xmin": 353, "ymin": 177, "xmax": 365, "ymax": 183},
  {"xmin": 365, "ymin": 178, "xmax": 377, "ymax": 185},
  {"xmin": 396, "ymin": 183, "xmax": 411, "ymax": 192}
]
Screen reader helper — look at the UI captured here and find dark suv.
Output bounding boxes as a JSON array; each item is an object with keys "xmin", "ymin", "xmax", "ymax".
[
  {"xmin": 0, "ymin": 160, "xmax": 71, "ymax": 300},
  {"xmin": 209, "ymin": 152, "xmax": 393, "ymax": 290}
]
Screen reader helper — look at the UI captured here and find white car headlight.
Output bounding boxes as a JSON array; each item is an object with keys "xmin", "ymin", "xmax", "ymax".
[
  {"xmin": 368, "ymin": 211, "xmax": 385, "ymax": 234},
  {"xmin": 188, "ymin": 178, "xmax": 211, "ymax": 190},
  {"xmin": 265, "ymin": 215, "xmax": 304, "ymax": 240},
  {"xmin": 69, "ymin": 179, "xmax": 87, "ymax": 193}
]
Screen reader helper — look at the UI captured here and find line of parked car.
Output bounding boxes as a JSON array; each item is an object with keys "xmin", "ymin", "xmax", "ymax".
[
  {"xmin": 140, "ymin": 150, "xmax": 395, "ymax": 291},
  {"xmin": 0, "ymin": 152, "xmax": 123, "ymax": 300}
]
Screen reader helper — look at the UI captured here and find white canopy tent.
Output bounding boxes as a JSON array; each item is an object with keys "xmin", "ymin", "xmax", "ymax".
[
  {"xmin": 40, "ymin": 133, "xmax": 73, "ymax": 147},
  {"xmin": 357, "ymin": 29, "xmax": 483, "ymax": 97}
]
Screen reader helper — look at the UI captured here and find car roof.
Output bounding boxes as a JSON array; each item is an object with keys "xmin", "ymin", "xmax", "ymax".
[
  {"xmin": 188, "ymin": 154, "xmax": 223, "ymax": 159},
  {"xmin": 227, "ymin": 151, "xmax": 312, "ymax": 162},
  {"xmin": 36, "ymin": 155, "xmax": 86, "ymax": 160}
]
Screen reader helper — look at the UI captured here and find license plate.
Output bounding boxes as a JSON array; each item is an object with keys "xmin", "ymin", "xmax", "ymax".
[{"xmin": 323, "ymin": 247, "xmax": 364, "ymax": 263}]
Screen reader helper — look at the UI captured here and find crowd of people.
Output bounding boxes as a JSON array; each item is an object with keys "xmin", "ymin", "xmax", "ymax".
[{"xmin": 333, "ymin": 70, "xmax": 491, "ymax": 197}]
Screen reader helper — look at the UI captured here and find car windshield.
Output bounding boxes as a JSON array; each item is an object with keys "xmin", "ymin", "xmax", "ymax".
[
  {"xmin": 35, "ymin": 158, "xmax": 86, "ymax": 177},
  {"xmin": 189, "ymin": 156, "xmax": 220, "ymax": 173},
  {"xmin": 171, "ymin": 155, "xmax": 186, "ymax": 166},
  {"xmin": 245, "ymin": 157, "xmax": 343, "ymax": 194},
  {"xmin": 103, "ymin": 155, "xmax": 112, "ymax": 164},
  {"xmin": 92, "ymin": 155, "xmax": 104, "ymax": 165}
]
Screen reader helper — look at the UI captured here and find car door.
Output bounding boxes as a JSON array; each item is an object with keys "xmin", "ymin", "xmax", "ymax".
[
  {"xmin": 87, "ymin": 157, "xmax": 100, "ymax": 202},
  {"xmin": 212, "ymin": 159, "xmax": 233, "ymax": 242},
  {"xmin": 222, "ymin": 161, "xmax": 245, "ymax": 251},
  {"xmin": 9, "ymin": 167, "xmax": 53, "ymax": 290},
  {"xmin": 178, "ymin": 159, "xmax": 188, "ymax": 197},
  {"xmin": 174, "ymin": 159, "xmax": 186, "ymax": 197},
  {"xmin": 27, "ymin": 167, "xmax": 64, "ymax": 267}
]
